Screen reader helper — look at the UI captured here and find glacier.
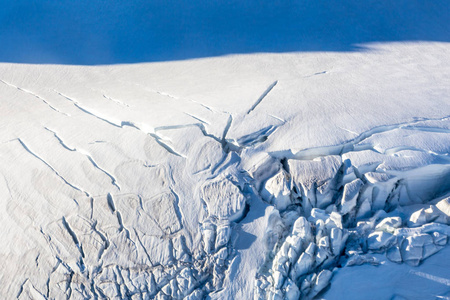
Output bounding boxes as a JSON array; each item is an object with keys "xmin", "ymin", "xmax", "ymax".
[{"xmin": 1, "ymin": 1, "xmax": 450, "ymax": 300}]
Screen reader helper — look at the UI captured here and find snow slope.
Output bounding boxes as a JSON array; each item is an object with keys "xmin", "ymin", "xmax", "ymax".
[{"xmin": 1, "ymin": 2, "xmax": 450, "ymax": 300}]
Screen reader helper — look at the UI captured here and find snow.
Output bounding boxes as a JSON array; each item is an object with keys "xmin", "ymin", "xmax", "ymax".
[
  {"xmin": 1, "ymin": 1, "xmax": 450, "ymax": 299},
  {"xmin": 323, "ymin": 246, "xmax": 450, "ymax": 300}
]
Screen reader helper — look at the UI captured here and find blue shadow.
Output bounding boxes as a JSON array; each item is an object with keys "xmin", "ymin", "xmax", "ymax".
[{"xmin": 1, "ymin": 0, "xmax": 449, "ymax": 65}]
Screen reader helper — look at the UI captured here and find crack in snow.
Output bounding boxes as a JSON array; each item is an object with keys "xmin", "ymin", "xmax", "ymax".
[
  {"xmin": 44, "ymin": 127, "xmax": 121, "ymax": 191},
  {"xmin": 0, "ymin": 79, "xmax": 69, "ymax": 116},
  {"xmin": 247, "ymin": 80, "xmax": 278, "ymax": 115},
  {"xmin": 16, "ymin": 138, "xmax": 90, "ymax": 197}
]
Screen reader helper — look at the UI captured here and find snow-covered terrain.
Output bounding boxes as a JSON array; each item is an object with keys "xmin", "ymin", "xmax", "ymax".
[{"xmin": 1, "ymin": 1, "xmax": 450, "ymax": 300}]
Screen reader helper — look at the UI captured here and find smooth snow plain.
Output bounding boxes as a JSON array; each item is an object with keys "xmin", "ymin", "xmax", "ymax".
[{"xmin": 1, "ymin": 5, "xmax": 450, "ymax": 300}]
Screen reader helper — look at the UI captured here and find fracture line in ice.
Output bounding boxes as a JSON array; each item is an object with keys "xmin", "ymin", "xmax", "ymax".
[{"xmin": 0, "ymin": 79, "xmax": 69, "ymax": 116}]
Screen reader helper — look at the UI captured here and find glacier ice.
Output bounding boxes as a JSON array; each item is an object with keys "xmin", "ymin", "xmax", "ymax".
[{"xmin": 0, "ymin": 41, "xmax": 450, "ymax": 299}]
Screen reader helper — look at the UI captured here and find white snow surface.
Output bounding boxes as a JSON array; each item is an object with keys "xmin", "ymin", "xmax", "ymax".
[{"xmin": 1, "ymin": 42, "xmax": 450, "ymax": 299}]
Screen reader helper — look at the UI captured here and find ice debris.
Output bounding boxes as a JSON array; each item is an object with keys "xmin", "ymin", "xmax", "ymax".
[{"xmin": 255, "ymin": 151, "xmax": 450, "ymax": 299}]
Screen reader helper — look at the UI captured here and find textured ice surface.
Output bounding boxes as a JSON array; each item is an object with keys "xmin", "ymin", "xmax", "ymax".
[{"xmin": 0, "ymin": 41, "xmax": 450, "ymax": 299}]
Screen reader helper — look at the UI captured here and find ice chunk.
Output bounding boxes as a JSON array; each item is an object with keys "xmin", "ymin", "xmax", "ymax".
[
  {"xmin": 267, "ymin": 288, "xmax": 284, "ymax": 300},
  {"xmin": 169, "ymin": 278, "xmax": 180, "ymax": 298},
  {"xmin": 315, "ymin": 236, "xmax": 332, "ymax": 267},
  {"xmin": 292, "ymin": 217, "xmax": 313, "ymax": 244},
  {"xmin": 201, "ymin": 175, "xmax": 247, "ymax": 221},
  {"xmin": 346, "ymin": 253, "xmax": 380, "ymax": 266},
  {"xmin": 255, "ymin": 276, "xmax": 269, "ymax": 291},
  {"xmin": 325, "ymin": 211, "xmax": 343, "ymax": 231},
  {"xmin": 172, "ymin": 235, "xmax": 191, "ymax": 263},
  {"xmin": 340, "ymin": 178, "xmax": 363, "ymax": 215},
  {"xmin": 176, "ymin": 270, "xmax": 191, "ymax": 294},
  {"xmin": 409, "ymin": 208, "xmax": 428, "ymax": 227},
  {"xmin": 409, "ymin": 233, "xmax": 441, "ymax": 259},
  {"xmin": 308, "ymin": 208, "xmax": 329, "ymax": 223},
  {"xmin": 364, "ymin": 172, "xmax": 395, "ymax": 184},
  {"xmin": 241, "ymin": 152, "xmax": 280, "ymax": 191},
  {"xmin": 273, "ymin": 253, "xmax": 290, "ymax": 277},
  {"xmin": 185, "ymin": 288, "xmax": 204, "ymax": 300},
  {"xmin": 400, "ymin": 239, "xmax": 422, "ymax": 266},
  {"xmin": 364, "ymin": 173, "xmax": 398, "ymax": 211},
  {"xmin": 300, "ymin": 273, "xmax": 316, "ymax": 297},
  {"xmin": 386, "ymin": 245, "xmax": 403, "ymax": 263},
  {"xmin": 285, "ymin": 234, "xmax": 303, "ymax": 255},
  {"xmin": 367, "ymin": 231, "xmax": 395, "ymax": 251},
  {"xmin": 314, "ymin": 219, "xmax": 327, "ymax": 243},
  {"xmin": 330, "ymin": 228, "xmax": 348, "ymax": 256},
  {"xmin": 264, "ymin": 210, "xmax": 286, "ymax": 252},
  {"xmin": 145, "ymin": 272, "xmax": 157, "ymax": 296},
  {"xmin": 436, "ymin": 197, "xmax": 450, "ymax": 216},
  {"xmin": 287, "ymin": 246, "xmax": 300, "ymax": 266},
  {"xmin": 407, "ymin": 205, "xmax": 448, "ymax": 227},
  {"xmin": 426, "ymin": 205, "xmax": 449, "ymax": 224},
  {"xmin": 261, "ymin": 170, "xmax": 291, "ymax": 211},
  {"xmin": 289, "ymin": 156, "xmax": 342, "ymax": 212},
  {"xmin": 291, "ymin": 242, "xmax": 316, "ymax": 280},
  {"xmin": 160, "ymin": 282, "xmax": 172, "ymax": 297},
  {"xmin": 356, "ymin": 198, "xmax": 372, "ymax": 220},
  {"xmin": 284, "ymin": 277, "xmax": 300, "ymax": 300},
  {"xmin": 310, "ymin": 269, "xmax": 333, "ymax": 299},
  {"xmin": 375, "ymin": 217, "xmax": 402, "ymax": 234},
  {"xmin": 272, "ymin": 270, "xmax": 286, "ymax": 289},
  {"xmin": 202, "ymin": 221, "xmax": 216, "ymax": 254},
  {"xmin": 282, "ymin": 210, "xmax": 301, "ymax": 226},
  {"xmin": 400, "ymin": 234, "xmax": 436, "ymax": 266},
  {"xmin": 341, "ymin": 159, "xmax": 358, "ymax": 186},
  {"xmin": 215, "ymin": 223, "xmax": 231, "ymax": 249}
]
